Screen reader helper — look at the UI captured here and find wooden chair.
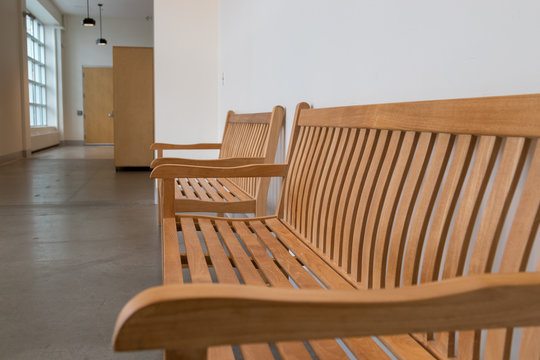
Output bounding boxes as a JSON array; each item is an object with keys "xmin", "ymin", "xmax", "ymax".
[
  {"xmin": 114, "ymin": 95, "xmax": 540, "ymax": 359},
  {"xmin": 151, "ymin": 106, "xmax": 284, "ymax": 221}
]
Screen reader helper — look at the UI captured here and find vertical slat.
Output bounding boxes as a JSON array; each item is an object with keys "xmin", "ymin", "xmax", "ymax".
[
  {"xmin": 487, "ymin": 141, "xmax": 540, "ymax": 360},
  {"xmin": 298, "ymin": 127, "xmax": 327, "ymax": 235},
  {"xmin": 349, "ymin": 130, "xmax": 390, "ymax": 283},
  {"xmin": 339, "ymin": 129, "xmax": 377, "ymax": 271},
  {"xmin": 217, "ymin": 111, "xmax": 233, "ymax": 159},
  {"xmin": 361, "ymin": 130, "xmax": 404, "ymax": 288},
  {"xmin": 518, "ymin": 260, "xmax": 540, "ymax": 360},
  {"xmin": 468, "ymin": 137, "xmax": 528, "ymax": 274},
  {"xmin": 415, "ymin": 135, "xmax": 473, "ymax": 285},
  {"xmin": 457, "ymin": 138, "xmax": 527, "ymax": 360},
  {"xmin": 499, "ymin": 140, "xmax": 540, "ymax": 273},
  {"xmin": 442, "ymin": 136, "xmax": 500, "ymax": 279},
  {"xmin": 372, "ymin": 131, "xmax": 417, "ymax": 289},
  {"xmin": 386, "ymin": 132, "xmax": 435, "ymax": 288},
  {"xmin": 310, "ymin": 128, "xmax": 341, "ymax": 248},
  {"xmin": 331, "ymin": 128, "xmax": 367, "ymax": 265},
  {"xmin": 277, "ymin": 102, "xmax": 310, "ymax": 219},
  {"xmin": 303, "ymin": 127, "xmax": 333, "ymax": 240},
  {"xmin": 435, "ymin": 136, "xmax": 500, "ymax": 359},
  {"xmin": 319, "ymin": 128, "xmax": 353, "ymax": 257},
  {"xmin": 285, "ymin": 127, "xmax": 309, "ymax": 224},
  {"xmin": 295, "ymin": 127, "xmax": 323, "ymax": 231},
  {"xmin": 290, "ymin": 127, "xmax": 317, "ymax": 228},
  {"xmin": 323, "ymin": 128, "xmax": 359, "ymax": 260}
]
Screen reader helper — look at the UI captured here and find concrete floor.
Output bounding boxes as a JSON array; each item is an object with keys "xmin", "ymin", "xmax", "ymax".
[{"xmin": 0, "ymin": 146, "xmax": 162, "ymax": 359}]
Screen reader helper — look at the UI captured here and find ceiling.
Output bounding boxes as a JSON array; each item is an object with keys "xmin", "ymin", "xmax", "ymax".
[{"xmin": 52, "ymin": 0, "xmax": 153, "ymax": 19}]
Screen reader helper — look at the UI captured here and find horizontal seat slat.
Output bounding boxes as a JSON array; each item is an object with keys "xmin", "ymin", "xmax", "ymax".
[
  {"xmin": 207, "ymin": 178, "xmax": 237, "ymax": 202},
  {"xmin": 178, "ymin": 178, "xmax": 198, "ymax": 200},
  {"xmin": 197, "ymin": 178, "xmax": 225, "ymax": 202},
  {"xmin": 218, "ymin": 178, "xmax": 253, "ymax": 201}
]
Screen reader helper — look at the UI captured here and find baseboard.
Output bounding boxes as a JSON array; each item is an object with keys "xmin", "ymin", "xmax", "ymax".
[
  {"xmin": 60, "ymin": 140, "xmax": 85, "ymax": 146},
  {"xmin": 0, "ymin": 151, "xmax": 24, "ymax": 165}
]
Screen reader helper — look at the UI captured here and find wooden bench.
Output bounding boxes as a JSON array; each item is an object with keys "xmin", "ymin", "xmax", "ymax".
[
  {"xmin": 114, "ymin": 95, "xmax": 540, "ymax": 360},
  {"xmin": 151, "ymin": 106, "xmax": 284, "ymax": 220}
]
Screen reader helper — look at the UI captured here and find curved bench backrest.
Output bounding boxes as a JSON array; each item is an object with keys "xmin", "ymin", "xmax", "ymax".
[
  {"xmin": 278, "ymin": 94, "xmax": 540, "ymax": 359},
  {"xmin": 220, "ymin": 107, "xmax": 284, "ymax": 208}
]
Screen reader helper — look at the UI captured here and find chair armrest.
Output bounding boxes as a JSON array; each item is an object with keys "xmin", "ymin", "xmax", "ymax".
[
  {"xmin": 150, "ymin": 164, "xmax": 289, "ymax": 179},
  {"xmin": 150, "ymin": 143, "xmax": 222, "ymax": 151},
  {"xmin": 150, "ymin": 157, "xmax": 266, "ymax": 169},
  {"xmin": 114, "ymin": 272, "xmax": 540, "ymax": 352}
]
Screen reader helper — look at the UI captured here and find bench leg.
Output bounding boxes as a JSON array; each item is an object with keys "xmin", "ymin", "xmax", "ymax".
[{"xmin": 165, "ymin": 348, "xmax": 207, "ymax": 360}]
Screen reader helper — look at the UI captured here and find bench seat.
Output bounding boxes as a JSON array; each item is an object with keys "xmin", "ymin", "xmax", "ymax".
[
  {"xmin": 171, "ymin": 214, "xmax": 437, "ymax": 360},
  {"xmin": 172, "ymin": 177, "xmax": 256, "ymax": 214}
]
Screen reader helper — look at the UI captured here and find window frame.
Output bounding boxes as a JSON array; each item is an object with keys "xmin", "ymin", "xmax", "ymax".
[{"xmin": 26, "ymin": 14, "xmax": 48, "ymax": 128}]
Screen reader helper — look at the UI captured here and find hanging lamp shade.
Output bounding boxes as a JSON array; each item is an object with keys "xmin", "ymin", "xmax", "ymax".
[
  {"xmin": 96, "ymin": 3, "xmax": 107, "ymax": 45},
  {"xmin": 82, "ymin": 0, "xmax": 95, "ymax": 27}
]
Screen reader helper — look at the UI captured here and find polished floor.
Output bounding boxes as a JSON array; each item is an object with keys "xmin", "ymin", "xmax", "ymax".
[{"xmin": 0, "ymin": 146, "xmax": 161, "ymax": 359}]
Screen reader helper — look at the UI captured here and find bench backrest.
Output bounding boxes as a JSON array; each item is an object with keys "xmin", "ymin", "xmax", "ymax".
[
  {"xmin": 278, "ymin": 95, "xmax": 540, "ymax": 359},
  {"xmin": 219, "ymin": 107, "xmax": 284, "ymax": 203}
]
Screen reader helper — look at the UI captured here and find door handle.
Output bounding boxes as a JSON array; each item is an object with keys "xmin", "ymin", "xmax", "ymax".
[{"xmin": 108, "ymin": 110, "xmax": 114, "ymax": 117}]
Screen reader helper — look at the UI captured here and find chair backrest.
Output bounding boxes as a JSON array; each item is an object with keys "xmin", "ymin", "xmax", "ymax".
[
  {"xmin": 219, "ymin": 107, "xmax": 284, "ymax": 207},
  {"xmin": 277, "ymin": 95, "xmax": 540, "ymax": 359}
]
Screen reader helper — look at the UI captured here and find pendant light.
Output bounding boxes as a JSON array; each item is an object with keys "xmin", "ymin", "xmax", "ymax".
[
  {"xmin": 96, "ymin": 4, "xmax": 107, "ymax": 45},
  {"xmin": 82, "ymin": 0, "xmax": 96, "ymax": 27}
]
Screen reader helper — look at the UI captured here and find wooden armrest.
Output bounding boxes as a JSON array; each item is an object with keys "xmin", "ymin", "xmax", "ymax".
[
  {"xmin": 150, "ymin": 143, "xmax": 222, "ymax": 151},
  {"xmin": 150, "ymin": 164, "xmax": 288, "ymax": 179},
  {"xmin": 150, "ymin": 157, "xmax": 266, "ymax": 169},
  {"xmin": 114, "ymin": 272, "xmax": 540, "ymax": 352}
]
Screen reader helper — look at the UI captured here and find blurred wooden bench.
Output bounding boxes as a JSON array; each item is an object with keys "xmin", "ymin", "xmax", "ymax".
[
  {"xmin": 151, "ymin": 106, "xmax": 284, "ymax": 222},
  {"xmin": 115, "ymin": 95, "xmax": 540, "ymax": 359}
]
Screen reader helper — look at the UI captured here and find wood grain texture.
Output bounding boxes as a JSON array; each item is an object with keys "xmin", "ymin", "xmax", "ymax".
[
  {"xmin": 113, "ymin": 47, "xmax": 154, "ymax": 167},
  {"xmin": 153, "ymin": 106, "xmax": 284, "ymax": 219},
  {"xmin": 298, "ymin": 94, "xmax": 540, "ymax": 137},
  {"xmin": 151, "ymin": 164, "xmax": 288, "ymax": 180},
  {"xmin": 83, "ymin": 67, "xmax": 114, "ymax": 144},
  {"xmin": 151, "ymin": 143, "xmax": 222, "ymax": 150},
  {"xmin": 118, "ymin": 96, "xmax": 540, "ymax": 359},
  {"xmin": 114, "ymin": 272, "xmax": 540, "ymax": 351}
]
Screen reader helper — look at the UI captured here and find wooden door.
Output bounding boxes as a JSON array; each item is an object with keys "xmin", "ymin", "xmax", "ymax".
[
  {"xmin": 113, "ymin": 47, "xmax": 154, "ymax": 167},
  {"xmin": 83, "ymin": 67, "xmax": 114, "ymax": 144}
]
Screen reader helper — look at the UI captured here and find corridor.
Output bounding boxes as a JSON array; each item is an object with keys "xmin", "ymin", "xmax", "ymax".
[{"xmin": 0, "ymin": 146, "xmax": 161, "ymax": 359}]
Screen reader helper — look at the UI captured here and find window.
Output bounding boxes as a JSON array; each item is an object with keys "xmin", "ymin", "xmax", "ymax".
[{"xmin": 26, "ymin": 14, "xmax": 47, "ymax": 127}]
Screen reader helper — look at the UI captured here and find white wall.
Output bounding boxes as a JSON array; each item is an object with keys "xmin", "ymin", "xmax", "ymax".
[
  {"xmin": 0, "ymin": 0, "xmax": 28, "ymax": 162},
  {"xmin": 62, "ymin": 15, "xmax": 153, "ymax": 141},
  {"xmin": 220, "ymin": 0, "xmax": 540, "ymax": 145},
  {"xmin": 154, "ymin": 0, "xmax": 219, "ymax": 159}
]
